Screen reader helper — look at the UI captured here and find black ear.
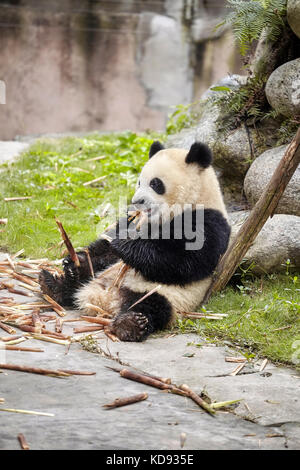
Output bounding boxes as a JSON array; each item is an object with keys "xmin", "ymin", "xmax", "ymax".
[
  {"xmin": 185, "ymin": 142, "xmax": 212, "ymax": 168},
  {"xmin": 149, "ymin": 141, "xmax": 165, "ymax": 159}
]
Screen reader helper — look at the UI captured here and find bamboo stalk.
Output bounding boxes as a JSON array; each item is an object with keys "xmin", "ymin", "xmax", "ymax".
[
  {"xmin": 42, "ymin": 294, "xmax": 66, "ymax": 316},
  {"xmin": 179, "ymin": 384, "xmax": 215, "ymax": 416},
  {"xmin": 103, "ymin": 392, "xmax": 148, "ymax": 409},
  {"xmin": 203, "ymin": 128, "xmax": 300, "ymax": 303},
  {"xmin": 83, "ymin": 304, "xmax": 112, "ymax": 318},
  {"xmin": 83, "ymin": 175, "xmax": 106, "ymax": 186},
  {"xmin": 12, "ymin": 272, "xmax": 39, "ymax": 287},
  {"xmin": 104, "ymin": 328, "xmax": 119, "ymax": 342},
  {"xmin": 2, "ymin": 338, "xmax": 27, "ymax": 345},
  {"xmin": 80, "ymin": 315, "xmax": 112, "ymax": 326},
  {"xmin": 0, "ymin": 363, "xmax": 70, "ymax": 377},
  {"xmin": 84, "ymin": 248, "xmax": 94, "ymax": 278},
  {"xmin": 0, "ymin": 321, "xmax": 16, "ymax": 334},
  {"xmin": 4, "ymin": 197, "xmax": 32, "ymax": 202},
  {"xmin": 229, "ymin": 362, "xmax": 246, "ymax": 376},
  {"xmin": 18, "ymin": 433, "xmax": 30, "ymax": 450},
  {"xmin": 211, "ymin": 398, "xmax": 242, "ymax": 409},
  {"xmin": 4, "ymin": 345, "xmax": 44, "ymax": 352},
  {"xmin": 26, "ymin": 334, "xmax": 70, "ymax": 346},
  {"xmin": 225, "ymin": 357, "xmax": 247, "ymax": 363},
  {"xmin": 119, "ymin": 369, "xmax": 171, "ymax": 390},
  {"xmin": 73, "ymin": 325, "xmax": 103, "ymax": 334},
  {"xmin": 0, "ymin": 335, "xmax": 23, "ymax": 342},
  {"xmin": 0, "ymin": 408, "xmax": 54, "ymax": 417},
  {"xmin": 55, "ymin": 218, "xmax": 80, "ymax": 267},
  {"xmin": 57, "ymin": 369, "xmax": 96, "ymax": 376},
  {"xmin": 127, "ymin": 285, "xmax": 162, "ymax": 310}
]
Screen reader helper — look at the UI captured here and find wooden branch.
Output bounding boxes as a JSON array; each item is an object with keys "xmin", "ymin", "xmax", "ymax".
[{"xmin": 203, "ymin": 128, "xmax": 300, "ymax": 303}]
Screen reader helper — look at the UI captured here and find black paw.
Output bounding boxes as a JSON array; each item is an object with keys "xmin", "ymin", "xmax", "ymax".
[
  {"xmin": 63, "ymin": 252, "xmax": 91, "ymax": 281},
  {"xmin": 39, "ymin": 269, "xmax": 63, "ymax": 302},
  {"xmin": 111, "ymin": 312, "xmax": 152, "ymax": 342},
  {"xmin": 39, "ymin": 269, "xmax": 75, "ymax": 307}
]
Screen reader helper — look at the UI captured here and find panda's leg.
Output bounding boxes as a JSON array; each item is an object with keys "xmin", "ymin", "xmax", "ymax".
[{"xmin": 110, "ymin": 287, "xmax": 173, "ymax": 342}]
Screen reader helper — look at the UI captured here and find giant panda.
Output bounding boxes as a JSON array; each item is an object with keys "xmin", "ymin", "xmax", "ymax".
[{"xmin": 39, "ymin": 141, "xmax": 231, "ymax": 341}]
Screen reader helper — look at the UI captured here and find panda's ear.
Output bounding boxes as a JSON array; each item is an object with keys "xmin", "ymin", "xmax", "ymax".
[
  {"xmin": 185, "ymin": 142, "xmax": 212, "ymax": 168},
  {"xmin": 149, "ymin": 141, "xmax": 165, "ymax": 159}
]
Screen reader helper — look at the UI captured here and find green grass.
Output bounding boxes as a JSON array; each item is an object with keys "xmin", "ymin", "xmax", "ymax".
[
  {"xmin": 0, "ymin": 132, "xmax": 163, "ymax": 258},
  {"xmin": 0, "ymin": 132, "xmax": 299, "ymax": 366},
  {"xmin": 177, "ymin": 273, "xmax": 300, "ymax": 367}
]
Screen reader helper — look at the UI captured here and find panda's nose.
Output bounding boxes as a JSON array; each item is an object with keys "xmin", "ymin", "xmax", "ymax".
[{"xmin": 132, "ymin": 197, "xmax": 145, "ymax": 206}]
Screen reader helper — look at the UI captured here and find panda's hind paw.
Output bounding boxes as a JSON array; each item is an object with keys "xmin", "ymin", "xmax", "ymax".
[{"xmin": 111, "ymin": 312, "xmax": 151, "ymax": 342}]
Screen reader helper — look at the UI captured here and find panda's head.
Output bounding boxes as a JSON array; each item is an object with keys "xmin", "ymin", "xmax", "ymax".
[{"xmin": 132, "ymin": 141, "xmax": 225, "ymax": 223}]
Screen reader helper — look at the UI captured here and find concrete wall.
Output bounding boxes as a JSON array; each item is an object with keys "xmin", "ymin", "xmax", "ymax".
[{"xmin": 0, "ymin": 0, "xmax": 241, "ymax": 139}]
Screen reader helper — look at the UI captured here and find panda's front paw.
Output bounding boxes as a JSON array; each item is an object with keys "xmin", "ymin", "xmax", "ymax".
[
  {"xmin": 63, "ymin": 251, "xmax": 91, "ymax": 281},
  {"xmin": 110, "ymin": 312, "xmax": 152, "ymax": 342}
]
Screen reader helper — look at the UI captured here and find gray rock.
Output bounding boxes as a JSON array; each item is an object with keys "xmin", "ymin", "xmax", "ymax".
[
  {"xmin": 244, "ymin": 145, "xmax": 300, "ymax": 216},
  {"xmin": 265, "ymin": 58, "xmax": 300, "ymax": 117},
  {"xmin": 287, "ymin": 0, "xmax": 300, "ymax": 39},
  {"xmin": 229, "ymin": 211, "xmax": 300, "ymax": 273}
]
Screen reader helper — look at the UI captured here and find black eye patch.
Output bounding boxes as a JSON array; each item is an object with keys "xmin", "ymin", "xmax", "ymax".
[{"xmin": 150, "ymin": 177, "xmax": 165, "ymax": 195}]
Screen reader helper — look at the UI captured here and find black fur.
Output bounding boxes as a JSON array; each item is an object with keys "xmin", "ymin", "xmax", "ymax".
[
  {"xmin": 185, "ymin": 142, "xmax": 212, "ymax": 168},
  {"xmin": 149, "ymin": 141, "xmax": 165, "ymax": 159},
  {"xmin": 110, "ymin": 208, "xmax": 231, "ymax": 286},
  {"xmin": 110, "ymin": 287, "xmax": 173, "ymax": 341},
  {"xmin": 150, "ymin": 177, "xmax": 165, "ymax": 195},
  {"xmin": 39, "ymin": 238, "xmax": 119, "ymax": 307}
]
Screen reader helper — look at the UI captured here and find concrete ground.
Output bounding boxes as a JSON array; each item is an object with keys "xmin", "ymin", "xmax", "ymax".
[{"xmin": 0, "ymin": 280, "xmax": 299, "ymax": 450}]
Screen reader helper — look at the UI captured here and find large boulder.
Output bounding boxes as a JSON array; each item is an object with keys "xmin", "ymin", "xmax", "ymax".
[
  {"xmin": 287, "ymin": 0, "xmax": 300, "ymax": 39},
  {"xmin": 229, "ymin": 211, "xmax": 300, "ymax": 273},
  {"xmin": 244, "ymin": 145, "xmax": 300, "ymax": 217},
  {"xmin": 265, "ymin": 58, "xmax": 300, "ymax": 117}
]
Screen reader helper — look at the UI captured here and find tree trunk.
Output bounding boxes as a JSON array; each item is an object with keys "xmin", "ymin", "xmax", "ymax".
[{"xmin": 203, "ymin": 128, "xmax": 300, "ymax": 304}]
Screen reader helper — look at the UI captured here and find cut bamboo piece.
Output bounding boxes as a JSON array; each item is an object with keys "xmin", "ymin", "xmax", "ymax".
[
  {"xmin": 57, "ymin": 369, "xmax": 96, "ymax": 376},
  {"xmin": 4, "ymin": 345, "xmax": 44, "ymax": 352},
  {"xmin": 103, "ymin": 392, "xmax": 148, "ymax": 409},
  {"xmin": 225, "ymin": 357, "xmax": 247, "ymax": 363},
  {"xmin": 42, "ymin": 294, "xmax": 65, "ymax": 316},
  {"xmin": 0, "ymin": 321, "xmax": 16, "ymax": 334},
  {"xmin": 119, "ymin": 369, "xmax": 171, "ymax": 390},
  {"xmin": 84, "ymin": 304, "xmax": 112, "ymax": 317},
  {"xmin": 73, "ymin": 325, "xmax": 103, "ymax": 334},
  {"xmin": 84, "ymin": 248, "xmax": 94, "ymax": 278},
  {"xmin": 0, "ymin": 363, "xmax": 70, "ymax": 377},
  {"xmin": 4, "ymin": 197, "xmax": 32, "ymax": 202},
  {"xmin": 80, "ymin": 315, "xmax": 112, "ymax": 326},
  {"xmin": 179, "ymin": 384, "xmax": 215, "ymax": 416},
  {"xmin": 18, "ymin": 433, "xmax": 30, "ymax": 450},
  {"xmin": 0, "ymin": 408, "xmax": 54, "ymax": 417},
  {"xmin": 229, "ymin": 362, "xmax": 246, "ymax": 376},
  {"xmin": 104, "ymin": 328, "xmax": 119, "ymax": 342},
  {"xmin": 27, "ymin": 334, "xmax": 70, "ymax": 346},
  {"xmin": 55, "ymin": 218, "xmax": 80, "ymax": 267},
  {"xmin": 127, "ymin": 285, "xmax": 162, "ymax": 310},
  {"xmin": 83, "ymin": 175, "xmax": 106, "ymax": 186}
]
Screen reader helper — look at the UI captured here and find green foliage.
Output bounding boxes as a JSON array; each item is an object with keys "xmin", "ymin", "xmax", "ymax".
[
  {"xmin": 175, "ymin": 272, "xmax": 300, "ymax": 366},
  {"xmin": 211, "ymin": 75, "xmax": 268, "ymax": 131},
  {"xmin": 0, "ymin": 131, "xmax": 164, "ymax": 258},
  {"xmin": 166, "ymin": 102, "xmax": 203, "ymax": 135},
  {"xmin": 219, "ymin": 0, "xmax": 287, "ymax": 56}
]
